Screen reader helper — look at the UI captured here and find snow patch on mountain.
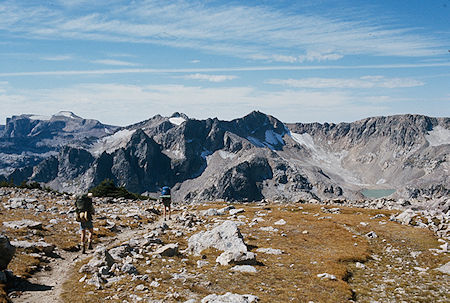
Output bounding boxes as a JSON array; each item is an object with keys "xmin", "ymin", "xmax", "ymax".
[
  {"xmin": 54, "ymin": 111, "xmax": 80, "ymax": 119},
  {"xmin": 265, "ymin": 130, "xmax": 284, "ymax": 146},
  {"xmin": 246, "ymin": 136, "xmax": 265, "ymax": 148},
  {"xmin": 90, "ymin": 129, "xmax": 136, "ymax": 155},
  {"xmin": 290, "ymin": 132, "xmax": 315, "ymax": 150},
  {"xmin": 426, "ymin": 126, "xmax": 450, "ymax": 147},
  {"xmin": 218, "ymin": 150, "xmax": 236, "ymax": 160},
  {"xmin": 29, "ymin": 115, "xmax": 51, "ymax": 121},
  {"xmin": 169, "ymin": 117, "xmax": 186, "ymax": 126}
]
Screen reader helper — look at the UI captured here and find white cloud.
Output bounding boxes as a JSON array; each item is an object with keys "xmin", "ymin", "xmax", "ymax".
[
  {"xmin": 91, "ymin": 59, "xmax": 139, "ymax": 66},
  {"xmin": 0, "ymin": 0, "xmax": 445, "ymax": 61},
  {"xmin": 0, "ymin": 82, "xmax": 413, "ymax": 126},
  {"xmin": 180, "ymin": 73, "xmax": 237, "ymax": 82},
  {"xmin": 267, "ymin": 76, "xmax": 424, "ymax": 89}
]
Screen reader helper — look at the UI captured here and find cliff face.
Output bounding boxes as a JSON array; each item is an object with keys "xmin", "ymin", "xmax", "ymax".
[{"xmin": 4, "ymin": 112, "xmax": 450, "ymax": 200}]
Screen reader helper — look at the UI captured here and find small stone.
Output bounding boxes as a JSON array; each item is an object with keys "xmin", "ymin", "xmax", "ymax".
[
  {"xmin": 274, "ymin": 219, "xmax": 286, "ymax": 225},
  {"xmin": 355, "ymin": 262, "xmax": 365, "ymax": 269},
  {"xmin": 365, "ymin": 231, "xmax": 378, "ymax": 239},
  {"xmin": 317, "ymin": 273, "xmax": 336, "ymax": 280},
  {"xmin": 256, "ymin": 248, "xmax": 283, "ymax": 255},
  {"xmin": 230, "ymin": 265, "xmax": 257, "ymax": 273},
  {"xmin": 229, "ymin": 208, "xmax": 245, "ymax": 215}
]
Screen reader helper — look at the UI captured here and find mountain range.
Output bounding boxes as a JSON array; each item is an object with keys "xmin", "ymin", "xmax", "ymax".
[{"xmin": 1, "ymin": 111, "xmax": 449, "ymax": 201}]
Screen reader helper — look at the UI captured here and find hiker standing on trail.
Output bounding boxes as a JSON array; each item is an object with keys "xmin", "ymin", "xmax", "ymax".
[
  {"xmin": 160, "ymin": 186, "xmax": 171, "ymax": 221},
  {"xmin": 74, "ymin": 192, "xmax": 95, "ymax": 254}
]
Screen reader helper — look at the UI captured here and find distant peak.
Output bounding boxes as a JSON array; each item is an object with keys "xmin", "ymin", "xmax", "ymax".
[
  {"xmin": 170, "ymin": 112, "xmax": 189, "ymax": 119},
  {"xmin": 169, "ymin": 112, "xmax": 189, "ymax": 126},
  {"xmin": 53, "ymin": 111, "xmax": 81, "ymax": 119}
]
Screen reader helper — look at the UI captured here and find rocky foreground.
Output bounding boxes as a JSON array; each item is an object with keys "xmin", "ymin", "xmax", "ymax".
[{"xmin": 0, "ymin": 187, "xmax": 449, "ymax": 302}]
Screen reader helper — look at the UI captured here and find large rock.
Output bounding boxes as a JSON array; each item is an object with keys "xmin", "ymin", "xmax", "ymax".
[
  {"xmin": 3, "ymin": 219, "xmax": 43, "ymax": 230},
  {"xmin": 216, "ymin": 251, "xmax": 257, "ymax": 266},
  {"xmin": 187, "ymin": 221, "xmax": 248, "ymax": 255},
  {"xmin": 10, "ymin": 240, "xmax": 55, "ymax": 255},
  {"xmin": 0, "ymin": 234, "xmax": 15, "ymax": 270},
  {"xmin": 154, "ymin": 243, "xmax": 179, "ymax": 257},
  {"xmin": 201, "ymin": 292, "xmax": 259, "ymax": 303}
]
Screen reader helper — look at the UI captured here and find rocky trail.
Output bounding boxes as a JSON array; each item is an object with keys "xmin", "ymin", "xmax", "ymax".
[{"xmin": 9, "ymin": 217, "xmax": 167, "ymax": 303}]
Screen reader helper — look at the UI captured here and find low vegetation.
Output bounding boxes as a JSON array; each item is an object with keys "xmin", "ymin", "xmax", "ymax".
[{"xmin": 1, "ymin": 188, "xmax": 448, "ymax": 302}]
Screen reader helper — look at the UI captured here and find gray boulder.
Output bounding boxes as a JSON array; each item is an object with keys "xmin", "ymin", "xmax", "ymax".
[
  {"xmin": 154, "ymin": 243, "xmax": 179, "ymax": 257},
  {"xmin": 436, "ymin": 261, "xmax": 450, "ymax": 275},
  {"xmin": 88, "ymin": 247, "xmax": 115, "ymax": 269},
  {"xmin": 3, "ymin": 219, "xmax": 43, "ymax": 230},
  {"xmin": 10, "ymin": 240, "xmax": 55, "ymax": 255},
  {"xmin": 187, "ymin": 221, "xmax": 248, "ymax": 255},
  {"xmin": 216, "ymin": 251, "xmax": 257, "ymax": 266},
  {"xmin": 0, "ymin": 234, "xmax": 15, "ymax": 270}
]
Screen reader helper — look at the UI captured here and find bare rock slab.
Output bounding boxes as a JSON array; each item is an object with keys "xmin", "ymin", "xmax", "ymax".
[{"xmin": 201, "ymin": 292, "xmax": 259, "ymax": 303}]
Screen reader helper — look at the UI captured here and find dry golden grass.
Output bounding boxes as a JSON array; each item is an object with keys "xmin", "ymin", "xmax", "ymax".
[
  {"xmin": 2, "ymin": 196, "xmax": 448, "ymax": 303},
  {"xmin": 57, "ymin": 202, "xmax": 447, "ymax": 303}
]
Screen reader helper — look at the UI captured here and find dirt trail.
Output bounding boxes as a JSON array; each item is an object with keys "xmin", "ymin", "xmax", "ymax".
[{"xmin": 10, "ymin": 219, "xmax": 162, "ymax": 303}]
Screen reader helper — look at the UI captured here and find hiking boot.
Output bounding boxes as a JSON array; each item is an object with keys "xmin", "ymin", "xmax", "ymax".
[
  {"xmin": 88, "ymin": 242, "xmax": 93, "ymax": 250},
  {"xmin": 82, "ymin": 246, "xmax": 86, "ymax": 254}
]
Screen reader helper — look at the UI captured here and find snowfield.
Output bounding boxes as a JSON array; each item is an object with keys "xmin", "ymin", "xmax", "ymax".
[
  {"xmin": 90, "ymin": 129, "xmax": 136, "ymax": 156},
  {"xmin": 426, "ymin": 126, "xmax": 450, "ymax": 147}
]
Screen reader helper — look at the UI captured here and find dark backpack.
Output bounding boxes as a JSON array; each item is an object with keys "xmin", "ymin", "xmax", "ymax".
[{"xmin": 75, "ymin": 195, "xmax": 92, "ymax": 213}]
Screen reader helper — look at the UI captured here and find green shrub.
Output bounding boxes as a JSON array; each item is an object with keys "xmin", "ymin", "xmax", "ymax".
[{"xmin": 89, "ymin": 179, "xmax": 147, "ymax": 200}]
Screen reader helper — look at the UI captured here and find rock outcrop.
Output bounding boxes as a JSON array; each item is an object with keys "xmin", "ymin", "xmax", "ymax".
[{"xmin": 0, "ymin": 234, "xmax": 15, "ymax": 270}]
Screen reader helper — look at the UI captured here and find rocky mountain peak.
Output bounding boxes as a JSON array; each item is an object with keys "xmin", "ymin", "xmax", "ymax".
[
  {"xmin": 2, "ymin": 112, "xmax": 449, "ymax": 201},
  {"xmin": 52, "ymin": 111, "xmax": 82, "ymax": 120}
]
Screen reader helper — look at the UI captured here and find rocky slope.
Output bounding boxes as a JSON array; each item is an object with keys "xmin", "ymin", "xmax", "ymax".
[{"xmin": 1, "ymin": 111, "xmax": 449, "ymax": 201}]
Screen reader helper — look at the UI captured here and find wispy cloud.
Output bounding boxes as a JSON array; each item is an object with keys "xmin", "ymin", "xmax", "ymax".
[
  {"xmin": 1, "ymin": 62, "xmax": 449, "ymax": 78},
  {"xmin": 91, "ymin": 59, "xmax": 139, "ymax": 66},
  {"xmin": 0, "ymin": 82, "xmax": 434, "ymax": 126},
  {"xmin": 41, "ymin": 55, "xmax": 73, "ymax": 61},
  {"xmin": 180, "ymin": 73, "xmax": 237, "ymax": 82},
  {"xmin": 0, "ymin": 0, "xmax": 445, "ymax": 62},
  {"xmin": 267, "ymin": 76, "xmax": 425, "ymax": 89}
]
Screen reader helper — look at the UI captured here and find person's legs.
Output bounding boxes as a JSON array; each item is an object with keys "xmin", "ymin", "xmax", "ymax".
[
  {"xmin": 87, "ymin": 228, "xmax": 93, "ymax": 249},
  {"xmin": 80, "ymin": 228, "xmax": 86, "ymax": 253}
]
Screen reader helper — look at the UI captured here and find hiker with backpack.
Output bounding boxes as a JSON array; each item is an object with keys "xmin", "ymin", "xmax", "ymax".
[
  {"xmin": 160, "ymin": 186, "xmax": 172, "ymax": 221},
  {"xmin": 74, "ymin": 192, "xmax": 95, "ymax": 254}
]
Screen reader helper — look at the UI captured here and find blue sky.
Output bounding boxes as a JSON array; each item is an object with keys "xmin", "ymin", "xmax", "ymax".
[{"xmin": 0, "ymin": 0, "xmax": 449, "ymax": 126}]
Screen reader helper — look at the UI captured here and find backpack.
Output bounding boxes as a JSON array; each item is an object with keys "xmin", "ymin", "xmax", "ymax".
[
  {"xmin": 161, "ymin": 186, "xmax": 171, "ymax": 196},
  {"xmin": 75, "ymin": 195, "xmax": 92, "ymax": 222}
]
